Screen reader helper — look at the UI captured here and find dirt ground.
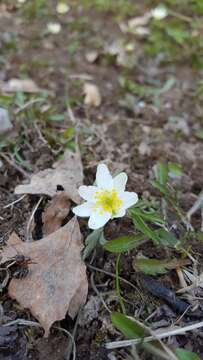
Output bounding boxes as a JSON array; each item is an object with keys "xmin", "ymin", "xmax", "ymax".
[{"xmin": 0, "ymin": 1, "xmax": 203, "ymax": 359}]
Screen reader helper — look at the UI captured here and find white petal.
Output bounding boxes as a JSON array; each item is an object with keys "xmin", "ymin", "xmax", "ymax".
[
  {"xmin": 119, "ymin": 192, "xmax": 138, "ymax": 210},
  {"xmin": 72, "ymin": 202, "xmax": 93, "ymax": 217},
  {"xmin": 96, "ymin": 164, "xmax": 113, "ymax": 189},
  {"xmin": 78, "ymin": 185, "xmax": 98, "ymax": 201},
  {"xmin": 88, "ymin": 210, "xmax": 111, "ymax": 230},
  {"xmin": 113, "ymin": 208, "xmax": 126, "ymax": 218},
  {"xmin": 113, "ymin": 172, "xmax": 128, "ymax": 192}
]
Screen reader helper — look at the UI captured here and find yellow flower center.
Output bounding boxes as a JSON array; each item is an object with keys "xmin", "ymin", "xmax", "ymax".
[{"xmin": 94, "ymin": 189, "xmax": 123, "ymax": 216}]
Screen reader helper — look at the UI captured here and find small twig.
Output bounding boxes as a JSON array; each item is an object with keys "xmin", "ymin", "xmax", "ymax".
[
  {"xmin": 34, "ymin": 123, "xmax": 59, "ymax": 155},
  {"xmin": 3, "ymin": 194, "xmax": 26, "ymax": 209},
  {"xmin": 68, "ymin": 74, "xmax": 93, "ymax": 81},
  {"xmin": 90, "ymin": 273, "xmax": 111, "ymax": 313},
  {"xmin": 0, "ymin": 268, "xmax": 10, "ymax": 289},
  {"xmin": 169, "ymin": 9, "xmax": 193, "ymax": 23},
  {"xmin": 87, "ymin": 264, "xmax": 144, "ymax": 300},
  {"xmin": 173, "ymin": 305, "xmax": 191, "ymax": 325},
  {"xmin": 115, "ymin": 254, "xmax": 126, "ymax": 314},
  {"xmin": 176, "ymin": 267, "xmax": 187, "ymax": 288},
  {"xmin": 26, "ymin": 197, "xmax": 43, "ymax": 242},
  {"xmin": 65, "ymin": 309, "xmax": 81, "ymax": 360},
  {"xmin": 106, "ymin": 320, "xmax": 203, "ymax": 349},
  {"xmin": 0, "ymin": 152, "xmax": 31, "ymax": 178},
  {"xmin": 0, "ymin": 304, "xmax": 4, "ymax": 325},
  {"xmin": 145, "ymin": 309, "xmax": 159, "ymax": 322},
  {"xmin": 3, "ymin": 319, "xmax": 41, "ymax": 328},
  {"xmin": 15, "ymin": 98, "xmax": 44, "ymax": 114},
  {"xmin": 54, "ymin": 326, "xmax": 76, "ymax": 360},
  {"xmin": 147, "ymin": 327, "xmax": 178, "ymax": 360}
]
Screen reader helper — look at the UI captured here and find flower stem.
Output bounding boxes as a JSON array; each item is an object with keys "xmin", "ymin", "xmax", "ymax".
[{"xmin": 115, "ymin": 254, "xmax": 126, "ymax": 314}]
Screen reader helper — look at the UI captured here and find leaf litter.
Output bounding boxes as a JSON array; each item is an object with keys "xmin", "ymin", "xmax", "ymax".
[
  {"xmin": 42, "ymin": 191, "xmax": 71, "ymax": 236},
  {"xmin": 15, "ymin": 149, "xmax": 84, "ymax": 204},
  {"xmin": 0, "ymin": 217, "xmax": 88, "ymax": 336},
  {"xmin": 0, "ymin": 78, "xmax": 43, "ymax": 94},
  {"xmin": 83, "ymin": 82, "xmax": 101, "ymax": 107}
]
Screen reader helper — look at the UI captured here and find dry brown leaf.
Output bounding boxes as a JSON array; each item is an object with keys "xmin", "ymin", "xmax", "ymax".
[
  {"xmin": 0, "ymin": 217, "xmax": 88, "ymax": 336},
  {"xmin": 15, "ymin": 149, "xmax": 83, "ymax": 203},
  {"xmin": 0, "ymin": 78, "xmax": 43, "ymax": 93},
  {"xmin": 83, "ymin": 83, "xmax": 101, "ymax": 107},
  {"xmin": 42, "ymin": 192, "xmax": 71, "ymax": 236}
]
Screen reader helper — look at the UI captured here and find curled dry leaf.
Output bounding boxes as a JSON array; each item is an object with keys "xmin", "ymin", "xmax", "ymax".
[
  {"xmin": 83, "ymin": 83, "xmax": 101, "ymax": 107},
  {"xmin": 42, "ymin": 192, "xmax": 71, "ymax": 236},
  {"xmin": 128, "ymin": 12, "xmax": 151, "ymax": 29},
  {"xmin": 15, "ymin": 149, "xmax": 83, "ymax": 204},
  {"xmin": 0, "ymin": 217, "xmax": 88, "ymax": 336},
  {"xmin": 0, "ymin": 78, "xmax": 43, "ymax": 93}
]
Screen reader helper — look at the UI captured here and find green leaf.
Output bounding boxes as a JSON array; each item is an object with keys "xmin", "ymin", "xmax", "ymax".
[
  {"xmin": 111, "ymin": 312, "xmax": 144, "ymax": 339},
  {"xmin": 131, "ymin": 214, "xmax": 160, "ymax": 244},
  {"xmin": 194, "ymin": 128, "xmax": 203, "ymax": 140},
  {"xmin": 48, "ymin": 114, "xmax": 65, "ymax": 121},
  {"xmin": 155, "ymin": 228, "xmax": 178, "ymax": 247},
  {"xmin": 133, "ymin": 257, "xmax": 182, "ymax": 275},
  {"xmin": 175, "ymin": 348, "xmax": 201, "ymax": 360},
  {"xmin": 83, "ymin": 229, "xmax": 105, "ymax": 260},
  {"xmin": 160, "ymin": 77, "xmax": 176, "ymax": 93},
  {"xmin": 61, "ymin": 127, "xmax": 75, "ymax": 139},
  {"xmin": 151, "ymin": 180, "xmax": 168, "ymax": 195},
  {"xmin": 104, "ymin": 234, "xmax": 144, "ymax": 253},
  {"xmin": 197, "ymin": 232, "xmax": 203, "ymax": 241},
  {"xmin": 15, "ymin": 91, "xmax": 25, "ymax": 107},
  {"xmin": 129, "ymin": 207, "xmax": 164, "ymax": 225},
  {"xmin": 166, "ymin": 27, "xmax": 189, "ymax": 45},
  {"xmin": 111, "ymin": 312, "xmax": 173, "ymax": 359},
  {"xmin": 168, "ymin": 162, "xmax": 182, "ymax": 178},
  {"xmin": 155, "ymin": 162, "xmax": 168, "ymax": 187},
  {"xmin": 0, "ymin": 94, "xmax": 13, "ymax": 107}
]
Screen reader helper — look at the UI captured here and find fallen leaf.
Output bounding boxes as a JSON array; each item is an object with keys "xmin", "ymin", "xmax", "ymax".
[
  {"xmin": 0, "ymin": 217, "xmax": 88, "ymax": 336},
  {"xmin": 83, "ymin": 83, "xmax": 101, "ymax": 107},
  {"xmin": 133, "ymin": 257, "xmax": 190, "ymax": 275},
  {"xmin": 0, "ymin": 78, "xmax": 42, "ymax": 93},
  {"xmin": 128, "ymin": 12, "xmax": 151, "ymax": 29},
  {"xmin": 42, "ymin": 192, "xmax": 71, "ymax": 236},
  {"xmin": 15, "ymin": 149, "xmax": 83, "ymax": 203}
]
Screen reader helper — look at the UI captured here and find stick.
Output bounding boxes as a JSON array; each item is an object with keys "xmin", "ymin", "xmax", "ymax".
[
  {"xmin": 0, "ymin": 152, "xmax": 31, "ymax": 178},
  {"xmin": 3, "ymin": 194, "xmax": 26, "ymax": 209},
  {"xmin": 26, "ymin": 197, "xmax": 43, "ymax": 242}
]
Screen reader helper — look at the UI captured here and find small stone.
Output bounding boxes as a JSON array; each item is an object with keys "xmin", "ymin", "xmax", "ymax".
[
  {"xmin": 0, "ymin": 108, "xmax": 12, "ymax": 134},
  {"xmin": 85, "ymin": 51, "xmax": 99, "ymax": 63}
]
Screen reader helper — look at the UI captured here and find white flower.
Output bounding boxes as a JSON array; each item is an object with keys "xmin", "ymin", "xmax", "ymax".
[
  {"xmin": 47, "ymin": 22, "xmax": 62, "ymax": 34},
  {"xmin": 151, "ymin": 5, "xmax": 168, "ymax": 20},
  {"xmin": 56, "ymin": 2, "xmax": 70, "ymax": 14},
  {"xmin": 73, "ymin": 164, "xmax": 138, "ymax": 230}
]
